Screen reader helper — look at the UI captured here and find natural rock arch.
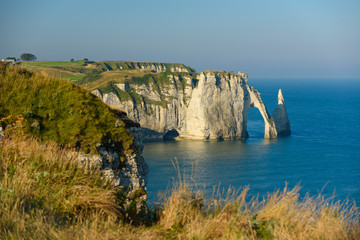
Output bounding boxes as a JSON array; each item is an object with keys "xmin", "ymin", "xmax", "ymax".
[
  {"xmin": 247, "ymin": 87, "xmax": 277, "ymax": 139},
  {"xmin": 246, "ymin": 88, "xmax": 291, "ymax": 139},
  {"xmin": 246, "ymin": 106, "xmax": 265, "ymax": 138}
]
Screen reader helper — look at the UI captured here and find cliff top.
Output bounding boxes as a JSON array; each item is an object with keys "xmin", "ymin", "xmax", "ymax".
[
  {"xmin": 21, "ymin": 61, "xmax": 249, "ymax": 109},
  {"xmin": 202, "ymin": 70, "xmax": 237, "ymax": 76}
]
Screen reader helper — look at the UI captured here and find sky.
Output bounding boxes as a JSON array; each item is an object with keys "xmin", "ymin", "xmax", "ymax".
[{"xmin": 0, "ymin": 0, "xmax": 359, "ymax": 79}]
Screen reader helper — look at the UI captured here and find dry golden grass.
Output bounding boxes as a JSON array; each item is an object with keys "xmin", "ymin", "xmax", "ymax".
[
  {"xmin": 0, "ymin": 123, "xmax": 123, "ymax": 238},
  {"xmin": 29, "ymin": 66, "xmax": 84, "ymax": 78},
  {"xmin": 0, "ymin": 127, "xmax": 359, "ymax": 239},
  {"xmin": 22, "ymin": 63, "xmax": 85, "ymax": 83},
  {"xmin": 154, "ymin": 182, "xmax": 360, "ymax": 240}
]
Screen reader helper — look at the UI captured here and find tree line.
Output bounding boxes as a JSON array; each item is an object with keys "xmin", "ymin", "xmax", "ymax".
[
  {"xmin": 5, "ymin": 54, "xmax": 90, "ymax": 62},
  {"xmin": 3, "ymin": 53, "xmax": 37, "ymax": 61},
  {"xmin": 20, "ymin": 53, "xmax": 37, "ymax": 61}
]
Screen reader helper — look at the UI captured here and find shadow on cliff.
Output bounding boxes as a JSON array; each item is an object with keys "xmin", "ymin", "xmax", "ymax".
[
  {"xmin": 163, "ymin": 129, "xmax": 180, "ymax": 141},
  {"xmin": 142, "ymin": 127, "xmax": 180, "ymax": 142}
]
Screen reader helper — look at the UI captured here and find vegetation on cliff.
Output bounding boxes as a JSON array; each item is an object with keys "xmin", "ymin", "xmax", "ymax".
[
  {"xmin": 22, "ymin": 60, "xmax": 199, "ymax": 108},
  {"xmin": 0, "ymin": 63, "xmax": 137, "ymax": 154},
  {"xmin": 21, "ymin": 60, "xmax": 195, "ymax": 87},
  {"xmin": 0, "ymin": 128, "xmax": 145, "ymax": 239}
]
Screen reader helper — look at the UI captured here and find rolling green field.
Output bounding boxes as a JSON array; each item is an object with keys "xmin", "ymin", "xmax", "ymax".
[
  {"xmin": 21, "ymin": 60, "xmax": 198, "ymax": 108},
  {"xmin": 21, "ymin": 61, "xmax": 84, "ymax": 66},
  {"xmin": 21, "ymin": 60, "xmax": 92, "ymax": 83},
  {"xmin": 22, "ymin": 60, "xmax": 194, "ymax": 86}
]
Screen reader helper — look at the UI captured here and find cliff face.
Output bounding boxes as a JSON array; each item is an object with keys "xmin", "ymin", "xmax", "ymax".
[
  {"xmin": 75, "ymin": 125, "xmax": 149, "ymax": 201},
  {"xmin": 92, "ymin": 69, "xmax": 291, "ymax": 140}
]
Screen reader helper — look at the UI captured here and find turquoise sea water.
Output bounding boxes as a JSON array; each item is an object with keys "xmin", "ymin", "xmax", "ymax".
[{"xmin": 143, "ymin": 79, "xmax": 360, "ymax": 204}]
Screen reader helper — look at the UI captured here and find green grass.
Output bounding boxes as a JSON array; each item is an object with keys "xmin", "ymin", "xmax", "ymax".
[
  {"xmin": 202, "ymin": 70, "xmax": 238, "ymax": 77},
  {"xmin": 76, "ymin": 69, "xmax": 103, "ymax": 85},
  {"xmin": 63, "ymin": 74, "xmax": 84, "ymax": 82},
  {"xmin": 21, "ymin": 61, "xmax": 83, "ymax": 66},
  {"xmin": 0, "ymin": 63, "xmax": 135, "ymax": 154},
  {"xmin": 21, "ymin": 60, "xmax": 196, "ymax": 91},
  {"xmin": 96, "ymin": 61, "xmax": 195, "ymax": 72}
]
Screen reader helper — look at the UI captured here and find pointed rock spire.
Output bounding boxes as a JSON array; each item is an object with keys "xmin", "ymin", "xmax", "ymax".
[
  {"xmin": 272, "ymin": 89, "xmax": 291, "ymax": 136},
  {"xmin": 278, "ymin": 89, "xmax": 285, "ymax": 104}
]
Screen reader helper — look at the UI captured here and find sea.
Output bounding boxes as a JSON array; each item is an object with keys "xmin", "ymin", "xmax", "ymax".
[{"xmin": 143, "ymin": 79, "xmax": 360, "ymax": 205}]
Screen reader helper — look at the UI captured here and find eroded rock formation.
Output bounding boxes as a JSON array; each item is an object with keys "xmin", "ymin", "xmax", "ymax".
[
  {"xmin": 272, "ymin": 89, "xmax": 291, "ymax": 136},
  {"xmin": 92, "ymin": 69, "xmax": 290, "ymax": 140},
  {"xmin": 248, "ymin": 87, "xmax": 278, "ymax": 139}
]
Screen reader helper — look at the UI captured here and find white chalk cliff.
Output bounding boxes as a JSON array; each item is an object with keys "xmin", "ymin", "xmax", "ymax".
[{"xmin": 92, "ymin": 68, "xmax": 290, "ymax": 140}]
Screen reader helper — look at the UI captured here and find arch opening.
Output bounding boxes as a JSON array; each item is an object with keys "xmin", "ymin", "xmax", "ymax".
[
  {"xmin": 247, "ymin": 107, "xmax": 265, "ymax": 138},
  {"xmin": 163, "ymin": 129, "xmax": 180, "ymax": 141}
]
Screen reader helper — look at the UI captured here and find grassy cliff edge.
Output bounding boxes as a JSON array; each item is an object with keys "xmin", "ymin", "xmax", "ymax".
[{"xmin": 0, "ymin": 63, "xmax": 136, "ymax": 154}]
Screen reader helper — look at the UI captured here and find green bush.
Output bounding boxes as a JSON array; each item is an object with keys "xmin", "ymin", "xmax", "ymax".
[{"xmin": 0, "ymin": 63, "xmax": 134, "ymax": 154}]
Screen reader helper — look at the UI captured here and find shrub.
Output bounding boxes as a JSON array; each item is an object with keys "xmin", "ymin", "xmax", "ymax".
[{"xmin": 0, "ymin": 63, "xmax": 134, "ymax": 154}]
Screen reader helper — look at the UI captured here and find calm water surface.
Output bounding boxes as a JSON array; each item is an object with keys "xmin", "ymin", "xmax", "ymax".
[{"xmin": 143, "ymin": 79, "xmax": 360, "ymax": 204}]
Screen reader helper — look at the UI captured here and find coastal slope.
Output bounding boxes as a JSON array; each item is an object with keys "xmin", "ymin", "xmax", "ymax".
[{"xmin": 0, "ymin": 63, "xmax": 148, "ymax": 199}]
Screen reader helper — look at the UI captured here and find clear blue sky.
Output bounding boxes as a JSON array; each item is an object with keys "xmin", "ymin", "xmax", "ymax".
[{"xmin": 1, "ymin": 0, "xmax": 359, "ymax": 78}]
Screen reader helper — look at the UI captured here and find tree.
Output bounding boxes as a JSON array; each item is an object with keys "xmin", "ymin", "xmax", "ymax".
[
  {"xmin": 20, "ymin": 53, "xmax": 37, "ymax": 61},
  {"xmin": 70, "ymin": 59, "xmax": 75, "ymax": 62}
]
